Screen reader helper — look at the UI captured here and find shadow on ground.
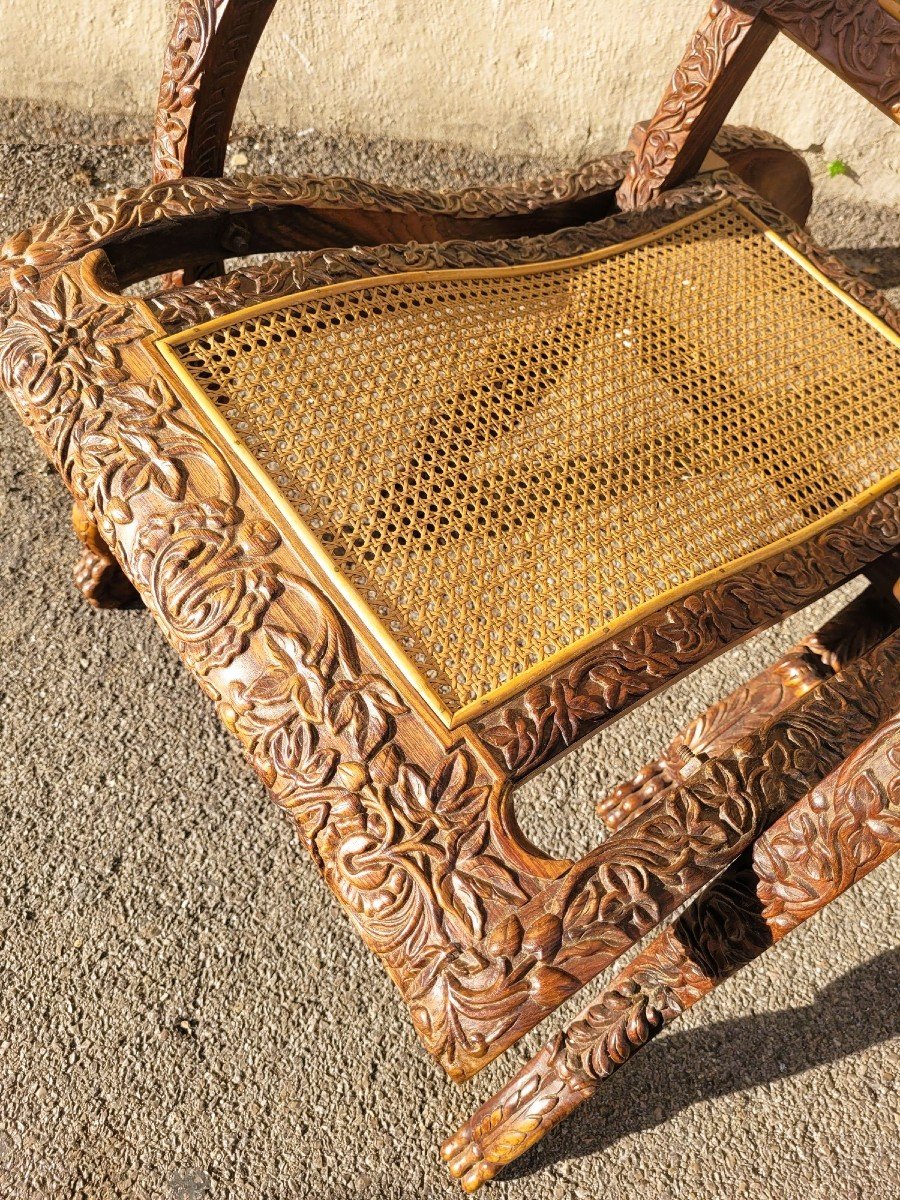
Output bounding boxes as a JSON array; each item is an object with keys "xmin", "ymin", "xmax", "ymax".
[
  {"xmin": 507, "ymin": 947, "xmax": 900, "ymax": 1182},
  {"xmin": 831, "ymin": 244, "xmax": 900, "ymax": 291}
]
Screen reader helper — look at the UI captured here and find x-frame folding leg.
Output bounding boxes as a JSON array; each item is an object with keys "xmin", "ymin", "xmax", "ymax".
[{"xmin": 444, "ymin": 700, "xmax": 900, "ymax": 1190}]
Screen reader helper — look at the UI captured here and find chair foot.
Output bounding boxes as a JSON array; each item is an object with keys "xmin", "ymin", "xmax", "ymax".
[{"xmin": 71, "ymin": 502, "xmax": 140, "ymax": 609}]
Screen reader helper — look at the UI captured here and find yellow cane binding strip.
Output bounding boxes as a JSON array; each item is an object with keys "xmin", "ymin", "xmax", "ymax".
[{"xmin": 154, "ymin": 199, "xmax": 900, "ymax": 728}]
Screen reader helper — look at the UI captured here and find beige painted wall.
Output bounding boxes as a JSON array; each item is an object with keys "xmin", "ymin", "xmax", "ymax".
[{"xmin": 1, "ymin": 1, "xmax": 897, "ymax": 195}]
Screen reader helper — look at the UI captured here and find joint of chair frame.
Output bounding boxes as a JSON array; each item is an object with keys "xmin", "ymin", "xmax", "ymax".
[
  {"xmin": 596, "ymin": 586, "xmax": 900, "ymax": 834},
  {"xmin": 443, "ymin": 696, "xmax": 900, "ymax": 1190}
]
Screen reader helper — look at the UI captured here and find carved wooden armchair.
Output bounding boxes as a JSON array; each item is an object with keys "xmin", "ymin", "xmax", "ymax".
[{"xmin": 0, "ymin": 0, "xmax": 898, "ymax": 1192}]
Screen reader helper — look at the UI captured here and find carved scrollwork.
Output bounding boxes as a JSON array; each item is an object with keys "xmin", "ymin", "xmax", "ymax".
[
  {"xmin": 1, "ymin": 124, "xmax": 810, "ymax": 297},
  {"xmin": 130, "ymin": 501, "xmax": 282, "ymax": 675},
  {"xmin": 0, "ymin": 270, "xmax": 148, "ymax": 491},
  {"xmin": 444, "ymin": 710, "xmax": 900, "ymax": 1191},
  {"xmin": 765, "ymin": 0, "xmax": 900, "ymax": 118}
]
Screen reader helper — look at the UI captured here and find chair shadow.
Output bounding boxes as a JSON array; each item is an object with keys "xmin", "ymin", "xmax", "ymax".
[
  {"xmin": 830, "ymin": 245, "xmax": 900, "ymax": 292},
  {"xmin": 504, "ymin": 946, "xmax": 900, "ymax": 1181}
]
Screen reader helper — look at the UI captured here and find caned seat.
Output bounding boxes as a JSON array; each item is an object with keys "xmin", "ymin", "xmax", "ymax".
[{"xmin": 158, "ymin": 198, "xmax": 900, "ymax": 724}]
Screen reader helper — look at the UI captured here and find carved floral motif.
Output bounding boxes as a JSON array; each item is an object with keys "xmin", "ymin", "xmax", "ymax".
[
  {"xmin": 766, "ymin": 0, "xmax": 900, "ymax": 116},
  {"xmin": 444, "ymin": 711, "xmax": 900, "ymax": 1191},
  {"xmin": 617, "ymin": 2, "xmax": 770, "ymax": 209},
  {"xmin": 0, "ymin": 257, "xmax": 547, "ymax": 1079},
  {"xmin": 0, "ymin": 148, "xmax": 897, "ymax": 1087}
]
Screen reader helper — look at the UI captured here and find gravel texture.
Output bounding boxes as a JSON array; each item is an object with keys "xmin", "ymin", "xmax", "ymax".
[{"xmin": 0, "ymin": 102, "xmax": 898, "ymax": 1200}]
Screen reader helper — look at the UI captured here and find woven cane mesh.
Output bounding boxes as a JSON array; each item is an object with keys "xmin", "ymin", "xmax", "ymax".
[{"xmin": 169, "ymin": 202, "xmax": 900, "ymax": 718}]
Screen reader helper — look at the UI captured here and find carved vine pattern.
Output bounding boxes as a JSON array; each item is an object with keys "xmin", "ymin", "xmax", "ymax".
[
  {"xmin": 618, "ymin": 0, "xmax": 899, "ymax": 211},
  {"xmin": 766, "ymin": 0, "xmax": 900, "ymax": 116},
  {"xmin": 617, "ymin": 2, "xmax": 769, "ymax": 209},
  {"xmin": 0, "ymin": 161, "xmax": 635, "ymax": 293},
  {"xmin": 1, "ymin": 160, "xmax": 898, "ymax": 1082},
  {"xmin": 152, "ymin": 0, "xmax": 224, "ymax": 181},
  {"xmin": 143, "ymin": 132, "xmax": 803, "ymax": 330},
  {"xmin": 443, "ymin": 710, "xmax": 900, "ymax": 1191},
  {"xmin": 597, "ymin": 586, "xmax": 898, "ymax": 830},
  {"xmin": 479, "ymin": 493, "xmax": 900, "ymax": 780},
  {"xmin": 1, "ymin": 125, "xmax": 807, "ymax": 293},
  {"xmin": 141, "ymin": 167, "xmax": 900, "ymax": 341}
]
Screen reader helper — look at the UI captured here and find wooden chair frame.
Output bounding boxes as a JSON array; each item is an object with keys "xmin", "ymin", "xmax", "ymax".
[
  {"xmin": 4, "ymin": 157, "xmax": 897, "ymax": 1064},
  {"xmin": 0, "ymin": 0, "xmax": 897, "ymax": 1190},
  {"xmin": 150, "ymin": 0, "xmax": 833, "ymax": 282}
]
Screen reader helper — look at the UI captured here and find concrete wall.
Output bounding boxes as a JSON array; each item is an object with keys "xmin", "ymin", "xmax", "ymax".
[{"xmin": 1, "ymin": 1, "xmax": 897, "ymax": 195}]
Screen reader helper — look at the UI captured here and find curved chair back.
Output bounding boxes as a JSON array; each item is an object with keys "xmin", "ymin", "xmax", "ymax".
[
  {"xmin": 151, "ymin": 1, "xmax": 899, "ymax": 206},
  {"xmin": 619, "ymin": 1, "xmax": 899, "ymax": 209}
]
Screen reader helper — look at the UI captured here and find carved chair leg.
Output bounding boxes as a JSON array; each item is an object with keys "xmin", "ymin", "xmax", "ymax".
[
  {"xmin": 431, "ymin": 630, "xmax": 900, "ymax": 1081},
  {"xmin": 443, "ymin": 709, "xmax": 900, "ymax": 1192},
  {"xmin": 71, "ymin": 502, "xmax": 139, "ymax": 609},
  {"xmin": 597, "ymin": 585, "xmax": 899, "ymax": 831}
]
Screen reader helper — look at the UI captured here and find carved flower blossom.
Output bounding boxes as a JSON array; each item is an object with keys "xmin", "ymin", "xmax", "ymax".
[
  {"xmin": 596, "ymin": 863, "xmax": 661, "ymax": 930},
  {"xmin": 24, "ymin": 273, "xmax": 142, "ymax": 388},
  {"xmin": 0, "ymin": 273, "xmax": 147, "ymax": 490},
  {"xmin": 325, "ymin": 675, "xmax": 407, "ymax": 761},
  {"xmin": 132, "ymin": 500, "xmax": 281, "ymax": 675},
  {"xmin": 844, "ymin": 769, "xmax": 900, "ymax": 865}
]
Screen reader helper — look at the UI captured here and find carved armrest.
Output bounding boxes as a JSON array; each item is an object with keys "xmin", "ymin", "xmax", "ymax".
[{"xmin": 1, "ymin": 164, "xmax": 636, "ymax": 289}]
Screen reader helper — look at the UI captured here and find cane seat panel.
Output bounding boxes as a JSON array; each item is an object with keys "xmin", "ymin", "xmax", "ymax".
[{"xmin": 157, "ymin": 199, "xmax": 900, "ymax": 724}]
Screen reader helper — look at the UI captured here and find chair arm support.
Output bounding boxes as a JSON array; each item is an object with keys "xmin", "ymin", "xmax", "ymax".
[{"xmin": 153, "ymin": 0, "xmax": 280, "ymax": 183}]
